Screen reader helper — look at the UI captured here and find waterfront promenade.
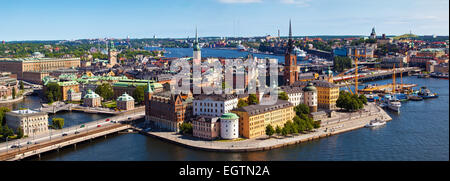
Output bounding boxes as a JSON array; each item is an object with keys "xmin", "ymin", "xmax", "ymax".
[{"xmin": 139, "ymin": 103, "xmax": 391, "ymax": 152}]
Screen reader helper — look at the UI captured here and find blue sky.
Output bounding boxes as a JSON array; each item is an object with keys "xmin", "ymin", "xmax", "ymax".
[{"xmin": 1, "ymin": 0, "xmax": 448, "ymax": 41}]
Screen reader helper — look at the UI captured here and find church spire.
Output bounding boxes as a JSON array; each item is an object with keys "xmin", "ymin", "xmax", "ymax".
[
  {"xmin": 193, "ymin": 26, "xmax": 201, "ymax": 51},
  {"xmin": 286, "ymin": 19, "xmax": 294, "ymax": 55}
]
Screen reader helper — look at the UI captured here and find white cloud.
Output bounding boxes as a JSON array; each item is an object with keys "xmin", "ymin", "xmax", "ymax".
[
  {"xmin": 218, "ymin": 0, "xmax": 262, "ymax": 3},
  {"xmin": 279, "ymin": 0, "xmax": 311, "ymax": 7}
]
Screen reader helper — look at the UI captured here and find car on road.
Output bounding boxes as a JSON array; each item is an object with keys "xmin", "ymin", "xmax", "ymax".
[
  {"xmin": 27, "ymin": 141, "xmax": 33, "ymax": 144},
  {"xmin": 62, "ymin": 133, "xmax": 68, "ymax": 136},
  {"xmin": 74, "ymin": 131, "xmax": 80, "ymax": 134},
  {"xmin": 105, "ymin": 119, "xmax": 110, "ymax": 122},
  {"xmin": 10, "ymin": 145, "xmax": 17, "ymax": 148},
  {"xmin": 97, "ymin": 125, "xmax": 101, "ymax": 127},
  {"xmin": 34, "ymin": 142, "xmax": 39, "ymax": 144}
]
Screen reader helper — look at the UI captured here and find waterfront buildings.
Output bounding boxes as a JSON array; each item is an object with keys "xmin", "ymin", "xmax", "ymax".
[
  {"xmin": 116, "ymin": 92, "xmax": 135, "ymax": 110},
  {"xmin": 293, "ymin": 81, "xmax": 336, "ymax": 111},
  {"xmin": 410, "ymin": 48, "xmax": 447, "ymax": 68},
  {"xmin": 5, "ymin": 109, "xmax": 49, "ymax": 137},
  {"xmin": 193, "ymin": 94, "xmax": 238, "ymax": 117},
  {"xmin": 146, "ymin": 91, "xmax": 192, "ymax": 132},
  {"xmin": 83, "ymin": 89, "xmax": 101, "ymax": 107},
  {"xmin": 220, "ymin": 113, "xmax": 239, "ymax": 140},
  {"xmin": 381, "ymin": 55, "xmax": 407, "ymax": 69},
  {"xmin": 0, "ymin": 57, "xmax": 81, "ymax": 80},
  {"xmin": 232, "ymin": 100, "xmax": 295, "ymax": 139},
  {"xmin": 192, "ymin": 116, "xmax": 220, "ymax": 140}
]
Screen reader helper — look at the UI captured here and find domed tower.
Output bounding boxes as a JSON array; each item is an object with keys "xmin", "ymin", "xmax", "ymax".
[
  {"xmin": 303, "ymin": 82, "xmax": 317, "ymax": 113},
  {"xmin": 370, "ymin": 27, "xmax": 376, "ymax": 39},
  {"xmin": 193, "ymin": 27, "xmax": 201, "ymax": 64}
]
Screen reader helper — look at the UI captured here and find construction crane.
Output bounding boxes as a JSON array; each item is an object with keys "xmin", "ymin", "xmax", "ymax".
[
  {"xmin": 392, "ymin": 64, "xmax": 396, "ymax": 94},
  {"xmin": 354, "ymin": 54, "xmax": 359, "ymax": 95}
]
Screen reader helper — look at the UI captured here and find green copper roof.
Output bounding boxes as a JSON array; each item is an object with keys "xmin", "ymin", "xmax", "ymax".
[
  {"xmin": 303, "ymin": 82, "xmax": 317, "ymax": 92},
  {"xmin": 84, "ymin": 89, "xmax": 100, "ymax": 99},
  {"xmin": 221, "ymin": 113, "xmax": 239, "ymax": 120},
  {"xmin": 146, "ymin": 81, "xmax": 153, "ymax": 93},
  {"xmin": 57, "ymin": 81, "xmax": 79, "ymax": 87},
  {"xmin": 117, "ymin": 93, "xmax": 134, "ymax": 102}
]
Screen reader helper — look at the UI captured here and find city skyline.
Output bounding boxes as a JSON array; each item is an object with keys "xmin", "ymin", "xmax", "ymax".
[{"xmin": 1, "ymin": 0, "xmax": 449, "ymax": 41}]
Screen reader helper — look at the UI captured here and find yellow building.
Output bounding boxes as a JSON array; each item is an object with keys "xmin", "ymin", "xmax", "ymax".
[
  {"xmin": 232, "ymin": 100, "xmax": 295, "ymax": 139},
  {"xmin": 294, "ymin": 80, "xmax": 339, "ymax": 110}
]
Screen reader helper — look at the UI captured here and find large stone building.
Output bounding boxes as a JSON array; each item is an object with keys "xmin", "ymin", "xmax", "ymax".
[
  {"xmin": 232, "ymin": 100, "xmax": 295, "ymax": 139},
  {"xmin": 410, "ymin": 48, "xmax": 446, "ymax": 68},
  {"xmin": 192, "ymin": 116, "xmax": 220, "ymax": 140},
  {"xmin": 293, "ymin": 81, "xmax": 337, "ymax": 111},
  {"xmin": 5, "ymin": 109, "xmax": 49, "ymax": 137},
  {"xmin": 145, "ymin": 90, "xmax": 192, "ymax": 132},
  {"xmin": 83, "ymin": 89, "xmax": 101, "ymax": 107},
  {"xmin": 0, "ymin": 57, "xmax": 80, "ymax": 80},
  {"xmin": 116, "ymin": 92, "xmax": 135, "ymax": 110},
  {"xmin": 193, "ymin": 94, "xmax": 238, "ymax": 117}
]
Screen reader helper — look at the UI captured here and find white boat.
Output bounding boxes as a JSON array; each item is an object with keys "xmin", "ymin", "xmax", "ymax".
[
  {"xmin": 365, "ymin": 119, "xmax": 386, "ymax": 127},
  {"xmin": 294, "ymin": 47, "xmax": 307, "ymax": 60},
  {"xmin": 388, "ymin": 100, "xmax": 401, "ymax": 112}
]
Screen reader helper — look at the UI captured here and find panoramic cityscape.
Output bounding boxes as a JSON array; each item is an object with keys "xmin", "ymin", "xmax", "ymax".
[{"xmin": 0, "ymin": 0, "xmax": 448, "ymax": 164}]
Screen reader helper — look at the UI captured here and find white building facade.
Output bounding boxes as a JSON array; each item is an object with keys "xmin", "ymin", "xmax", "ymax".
[
  {"xmin": 5, "ymin": 109, "xmax": 49, "ymax": 137},
  {"xmin": 193, "ymin": 94, "xmax": 238, "ymax": 117}
]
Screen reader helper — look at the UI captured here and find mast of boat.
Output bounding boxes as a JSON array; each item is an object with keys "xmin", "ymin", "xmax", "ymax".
[
  {"xmin": 400, "ymin": 60, "xmax": 403, "ymax": 92},
  {"xmin": 392, "ymin": 64, "xmax": 396, "ymax": 94},
  {"xmin": 354, "ymin": 49, "xmax": 359, "ymax": 95}
]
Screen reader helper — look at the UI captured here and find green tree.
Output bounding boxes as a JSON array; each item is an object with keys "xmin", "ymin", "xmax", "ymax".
[
  {"xmin": 333, "ymin": 56, "xmax": 353, "ymax": 73},
  {"xmin": 248, "ymin": 94, "xmax": 259, "ymax": 105},
  {"xmin": 179, "ymin": 122, "xmax": 193, "ymax": 135},
  {"xmin": 52, "ymin": 118, "xmax": 65, "ymax": 129},
  {"xmin": 2, "ymin": 125, "xmax": 14, "ymax": 138},
  {"xmin": 132, "ymin": 85, "xmax": 146, "ymax": 104},
  {"xmin": 278, "ymin": 91, "xmax": 289, "ymax": 100},
  {"xmin": 16, "ymin": 127, "xmax": 24, "ymax": 139},
  {"xmin": 19, "ymin": 81, "xmax": 24, "ymax": 90},
  {"xmin": 95, "ymin": 83, "xmax": 114, "ymax": 101},
  {"xmin": 265, "ymin": 124, "xmax": 275, "ymax": 137},
  {"xmin": 0, "ymin": 107, "xmax": 11, "ymax": 126},
  {"xmin": 294, "ymin": 104, "xmax": 310, "ymax": 116},
  {"xmin": 275, "ymin": 125, "xmax": 282, "ymax": 135},
  {"xmin": 281, "ymin": 127, "xmax": 288, "ymax": 136},
  {"xmin": 237, "ymin": 99, "xmax": 248, "ymax": 108},
  {"xmin": 336, "ymin": 91, "xmax": 364, "ymax": 111},
  {"xmin": 359, "ymin": 94, "xmax": 368, "ymax": 105},
  {"xmin": 44, "ymin": 82, "xmax": 62, "ymax": 103}
]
